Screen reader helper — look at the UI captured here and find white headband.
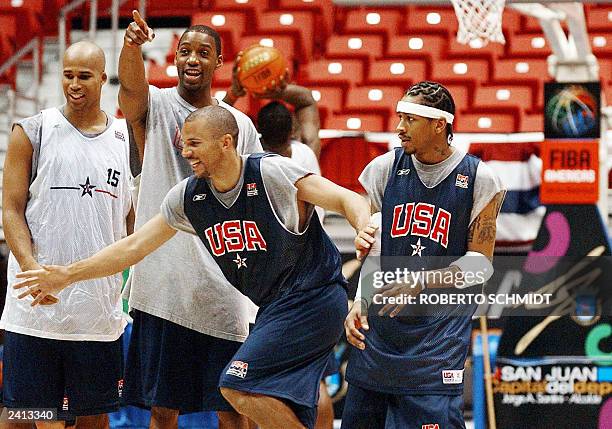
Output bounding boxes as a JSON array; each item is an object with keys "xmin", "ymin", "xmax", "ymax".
[{"xmin": 396, "ymin": 101, "xmax": 454, "ymax": 124}]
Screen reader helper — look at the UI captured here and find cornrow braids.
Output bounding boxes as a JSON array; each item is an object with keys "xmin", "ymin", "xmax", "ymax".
[
  {"xmin": 406, "ymin": 81, "xmax": 456, "ymax": 145},
  {"xmin": 179, "ymin": 25, "xmax": 222, "ymax": 56}
]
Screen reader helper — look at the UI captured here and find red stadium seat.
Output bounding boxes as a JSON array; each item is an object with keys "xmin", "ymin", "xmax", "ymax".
[
  {"xmin": 212, "ymin": 0, "xmax": 269, "ymax": 18},
  {"xmin": 301, "ymin": 59, "xmax": 364, "ymax": 87},
  {"xmin": 492, "ymin": 58, "xmax": 549, "ymax": 103},
  {"xmin": 445, "ymin": 84, "xmax": 470, "ymax": 114},
  {"xmin": 326, "ymin": 34, "xmax": 384, "ymax": 60},
  {"xmin": 256, "ymin": 11, "xmax": 317, "ymax": 58},
  {"xmin": 587, "ymin": 6, "xmax": 612, "ymax": 31},
  {"xmin": 212, "ymin": 61, "xmax": 233, "ymax": 88},
  {"xmin": 366, "ymin": 59, "xmax": 427, "ymax": 87},
  {"xmin": 324, "ymin": 113, "xmax": 386, "ymax": 132},
  {"xmin": 128, "ymin": 0, "xmax": 201, "ymax": 18},
  {"xmin": 447, "ymin": 37, "xmax": 505, "ymax": 62},
  {"xmin": 499, "ymin": 8, "xmax": 523, "ymax": 33},
  {"xmin": 310, "ymin": 86, "xmax": 344, "ymax": 118},
  {"xmin": 455, "ymin": 112, "xmax": 518, "ymax": 133},
  {"xmin": 597, "ymin": 60, "xmax": 612, "ymax": 101},
  {"xmin": 520, "ymin": 113, "xmax": 543, "ymax": 132},
  {"xmin": 387, "ymin": 34, "xmax": 446, "ymax": 62},
  {"xmin": 0, "ymin": 7, "xmax": 40, "ymax": 49},
  {"xmin": 319, "ymin": 137, "xmax": 388, "ymax": 191},
  {"xmin": 602, "ymin": 81, "xmax": 612, "ymax": 106},
  {"xmin": 404, "ymin": 6, "xmax": 459, "ymax": 36},
  {"xmin": 278, "ymin": 0, "xmax": 333, "ymax": 40},
  {"xmin": 147, "ymin": 61, "xmax": 178, "ymax": 88},
  {"xmin": 346, "ymin": 86, "xmax": 405, "ymax": 116},
  {"xmin": 192, "ymin": 12, "xmax": 247, "ymax": 59},
  {"xmin": 473, "ymin": 85, "xmax": 534, "ymax": 112},
  {"xmin": 235, "ymin": 35, "xmax": 296, "ymax": 67},
  {"xmin": 165, "ymin": 33, "xmax": 180, "ymax": 64},
  {"xmin": 591, "ymin": 33, "xmax": 612, "ymax": 58},
  {"xmin": 508, "ymin": 33, "xmax": 551, "ymax": 58},
  {"xmin": 340, "ymin": 7, "xmax": 405, "ymax": 39},
  {"xmin": 0, "ymin": 0, "xmax": 44, "ymax": 13},
  {"xmin": 212, "ymin": 86, "xmax": 252, "ymax": 115},
  {"xmin": 431, "ymin": 60, "xmax": 490, "ymax": 85}
]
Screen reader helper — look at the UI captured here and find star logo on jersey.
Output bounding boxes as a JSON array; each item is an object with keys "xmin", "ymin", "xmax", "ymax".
[
  {"xmin": 397, "ymin": 168, "xmax": 411, "ymax": 176},
  {"xmin": 411, "ymin": 238, "xmax": 426, "ymax": 257},
  {"xmin": 233, "ymin": 253, "xmax": 247, "ymax": 269},
  {"xmin": 79, "ymin": 176, "xmax": 97, "ymax": 197}
]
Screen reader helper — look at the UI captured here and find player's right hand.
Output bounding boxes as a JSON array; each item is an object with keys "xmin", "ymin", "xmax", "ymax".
[
  {"xmin": 124, "ymin": 10, "xmax": 155, "ymax": 47},
  {"xmin": 345, "ymin": 300, "xmax": 369, "ymax": 350},
  {"xmin": 21, "ymin": 262, "xmax": 58, "ymax": 305},
  {"xmin": 14, "ymin": 264, "xmax": 72, "ymax": 307}
]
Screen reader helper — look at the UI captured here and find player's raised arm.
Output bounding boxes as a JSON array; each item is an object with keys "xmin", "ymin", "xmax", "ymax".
[
  {"xmin": 274, "ymin": 84, "xmax": 321, "ymax": 158},
  {"xmin": 14, "ymin": 214, "xmax": 176, "ymax": 306},
  {"xmin": 118, "ymin": 10, "xmax": 153, "ymax": 149}
]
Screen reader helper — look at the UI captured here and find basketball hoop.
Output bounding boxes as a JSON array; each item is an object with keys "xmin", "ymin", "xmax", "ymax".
[{"xmin": 450, "ymin": 0, "xmax": 507, "ymax": 46}]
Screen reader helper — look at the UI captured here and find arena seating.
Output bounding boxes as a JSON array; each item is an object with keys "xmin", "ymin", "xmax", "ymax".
[{"xmin": 2, "ymin": 1, "xmax": 610, "ymax": 134}]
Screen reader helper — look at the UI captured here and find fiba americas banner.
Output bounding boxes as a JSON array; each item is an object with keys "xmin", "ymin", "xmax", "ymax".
[
  {"xmin": 540, "ymin": 139, "xmax": 599, "ymax": 204},
  {"xmin": 541, "ymin": 81, "xmax": 601, "ymax": 205}
]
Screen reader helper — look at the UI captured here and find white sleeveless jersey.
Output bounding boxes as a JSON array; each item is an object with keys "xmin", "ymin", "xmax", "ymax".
[{"xmin": 0, "ymin": 108, "xmax": 132, "ymax": 341}]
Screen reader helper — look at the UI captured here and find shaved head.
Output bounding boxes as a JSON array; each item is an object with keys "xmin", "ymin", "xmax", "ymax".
[
  {"xmin": 185, "ymin": 105, "xmax": 239, "ymax": 147},
  {"xmin": 63, "ymin": 40, "xmax": 105, "ymax": 72}
]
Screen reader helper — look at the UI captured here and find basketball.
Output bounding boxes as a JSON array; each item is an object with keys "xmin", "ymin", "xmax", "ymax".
[{"xmin": 237, "ymin": 45, "xmax": 288, "ymax": 96}]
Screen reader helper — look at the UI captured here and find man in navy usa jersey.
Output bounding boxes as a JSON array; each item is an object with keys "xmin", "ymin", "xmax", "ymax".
[
  {"xmin": 342, "ymin": 81, "xmax": 505, "ymax": 429},
  {"xmin": 13, "ymin": 105, "xmax": 374, "ymax": 429}
]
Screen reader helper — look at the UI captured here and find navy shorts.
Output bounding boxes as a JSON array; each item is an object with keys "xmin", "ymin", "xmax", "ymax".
[
  {"xmin": 341, "ymin": 383, "xmax": 466, "ymax": 429},
  {"xmin": 323, "ymin": 351, "xmax": 339, "ymax": 378},
  {"xmin": 2, "ymin": 331, "xmax": 123, "ymax": 419},
  {"xmin": 124, "ymin": 309, "xmax": 242, "ymax": 414},
  {"xmin": 219, "ymin": 283, "xmax": 347, "ymax": 429}
]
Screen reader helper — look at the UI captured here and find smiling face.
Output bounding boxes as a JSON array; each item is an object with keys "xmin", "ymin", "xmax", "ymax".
[
  {"xmin": 175, "ymin": 32, "xmax": 222, "ymax": 94},
  {"xmin": 61, "ymin": 42, "xmax": 106, "ymax": 111}
]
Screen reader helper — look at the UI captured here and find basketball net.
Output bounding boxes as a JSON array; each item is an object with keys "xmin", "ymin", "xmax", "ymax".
[{"xmin": 450, "ymin": 0, "xmax": 507, "ymax": 46}]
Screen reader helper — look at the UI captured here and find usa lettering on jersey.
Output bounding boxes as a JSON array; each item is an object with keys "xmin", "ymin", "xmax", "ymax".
[
  {"xmin": 205, "ymin": 220, "xmax": 267, "ymax": 256},
  {"xmin": 390, "ymin": 202, "xmax": 451, "ymax": 248}
]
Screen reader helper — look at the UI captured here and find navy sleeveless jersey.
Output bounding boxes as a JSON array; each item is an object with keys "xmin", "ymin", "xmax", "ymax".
[
  {"xmin": 183, "ymin": 154, "xmax": 345, "ymax": 307},
  {"xmin": 347, "ymin": 148, "xmax": 481, "ymax": 394}
]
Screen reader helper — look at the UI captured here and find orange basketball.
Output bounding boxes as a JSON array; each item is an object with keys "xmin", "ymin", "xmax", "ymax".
[{"xmin": 237, "ymin": 45, "xmax": 288, "ymax": 96}]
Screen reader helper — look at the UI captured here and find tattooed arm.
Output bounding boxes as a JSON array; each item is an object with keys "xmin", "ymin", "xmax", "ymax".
[{"xmin": 467, "ymin": 191, "xmax": 505, "ymax": 260}]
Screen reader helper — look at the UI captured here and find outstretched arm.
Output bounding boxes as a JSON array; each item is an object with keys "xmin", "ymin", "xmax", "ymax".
[
  {"xmin": 295, "ymin": 174, "xmax": 374, "ymax": 258},
  {"xmin": 14, "ymin": 214, "xmax": 176, "ymax": 306}
]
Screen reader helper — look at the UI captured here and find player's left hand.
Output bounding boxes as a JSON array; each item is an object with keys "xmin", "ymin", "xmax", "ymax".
[
  {"xmin": 14, "ymin": 265, "xmax": 72, "ymax": 306},
  {"xmin": 377, "ymin": 279, "xmax": 424, "ymax": 318},
  {"xmin": 355, "ymin": 225, "xmax": 377, "ymax": 260}
]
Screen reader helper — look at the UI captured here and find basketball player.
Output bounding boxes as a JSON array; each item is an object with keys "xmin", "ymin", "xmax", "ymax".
[
  {"xmin": 342, "ymin": 81, "xmax": 505, "ymax": 429},
  {"xmin": 1, "ymin": 41, "xmax": 132, "ymax": 429},
  {"xmin": 13, "ymin": 105, "xmax": 374, "ymax": 429},
  {"xmin": 118, "ymin": 11, "xmax": 261, "ymax": 429},
  {"xmin": 225, "ymin": 74, "xmax": 334, "ymax": 427},
  {"xmin": 223, "ymin": 59, "xmax": 321, "ymax": 158}
]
